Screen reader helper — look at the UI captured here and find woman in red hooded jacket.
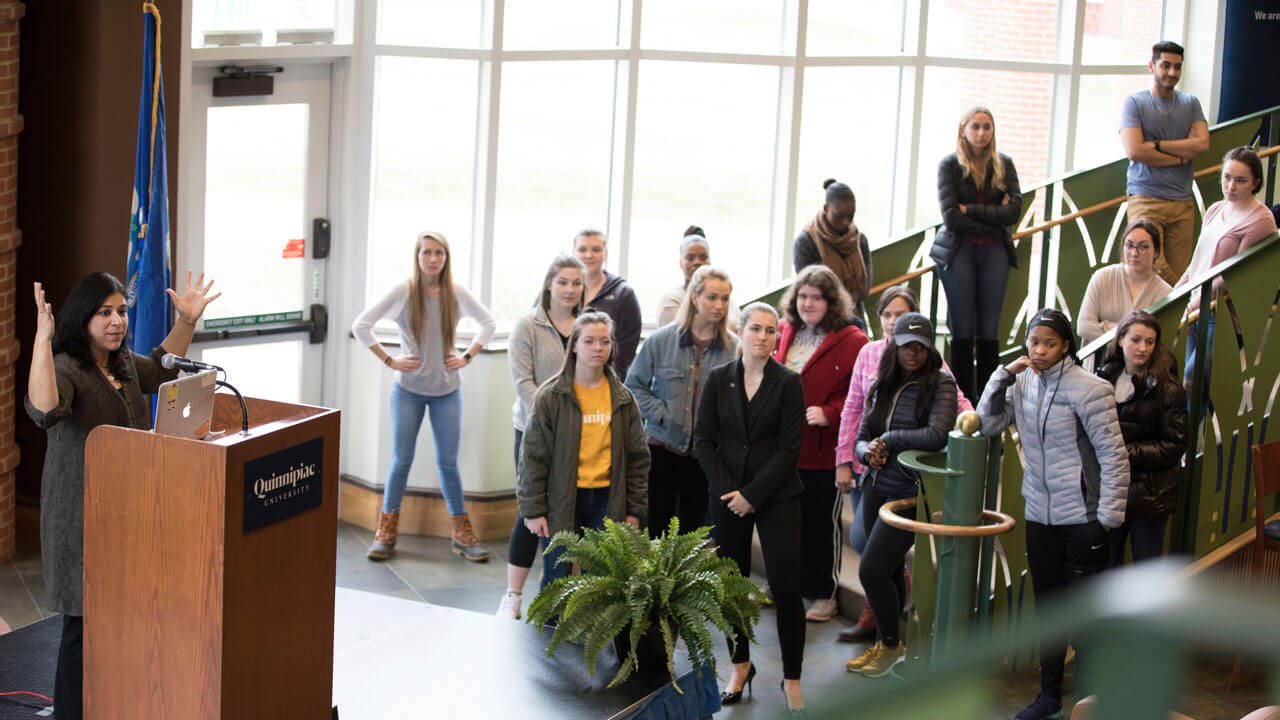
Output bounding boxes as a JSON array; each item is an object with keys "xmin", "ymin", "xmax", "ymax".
[{"xmin": 773, "ymin": 264, "xmax": 868, "ymax": 622}]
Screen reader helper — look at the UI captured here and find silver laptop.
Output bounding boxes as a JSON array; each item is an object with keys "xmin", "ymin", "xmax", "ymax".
[{"xmin": 154, "ymin": 369, "xmax": 218, "ymax": 439}]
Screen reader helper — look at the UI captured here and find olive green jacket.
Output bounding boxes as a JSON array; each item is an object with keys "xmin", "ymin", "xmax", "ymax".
[{"xmin": 516, "ymin": 368, "xmax": 650, "ymax": 535}]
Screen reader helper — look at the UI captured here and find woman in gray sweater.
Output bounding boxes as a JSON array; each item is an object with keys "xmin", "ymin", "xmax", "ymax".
[
  {"xmin": 496, "ymin": 254, "xmax": 585, "ymax": 619},
  {"xmin": 26, "ymin": 270, "xmax": 220, "ymax": 720}
]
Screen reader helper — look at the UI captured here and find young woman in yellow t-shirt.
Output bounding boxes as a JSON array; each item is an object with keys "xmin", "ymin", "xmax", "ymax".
[{"xmin": 516, "ymin": 311, "xmax": 650, "ymax": 587}]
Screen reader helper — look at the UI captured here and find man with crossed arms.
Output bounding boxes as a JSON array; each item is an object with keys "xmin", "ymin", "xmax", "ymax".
[{"xmin": 1120, "ymin": 40, "xmax": 1210, "ymax": 286}]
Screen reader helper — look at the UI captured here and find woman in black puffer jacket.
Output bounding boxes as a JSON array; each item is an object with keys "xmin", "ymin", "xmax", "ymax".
[
  {"xmin": 929, "ymin": 106, "xmax": 1022, "ymax": 404},
  {"xmin": 1096, "ymin": 310, "xmax": 1188, "ymax": 565},
  {"xmin": 844, "ymin": 313, "xmax": 957, "ymax": 678}
]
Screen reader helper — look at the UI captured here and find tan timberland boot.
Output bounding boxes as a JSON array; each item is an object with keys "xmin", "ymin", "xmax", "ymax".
[
  {"xmin": 366, "ymin": 510, "xmax": 399, "ymax": 561},
  {"xmin": 450, "ymin": 514, "xmax": 490, "ymax": 562}
]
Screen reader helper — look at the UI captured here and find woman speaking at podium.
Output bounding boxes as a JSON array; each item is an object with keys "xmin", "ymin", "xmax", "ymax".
[{"xmin": 25, "ymin": 270, "xmax": 219, "ymax": 720}]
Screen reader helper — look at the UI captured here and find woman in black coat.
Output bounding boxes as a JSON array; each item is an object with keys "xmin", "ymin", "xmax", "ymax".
[
  {"xmin": 1095, "ymin": 310, "xmax": 1188, "ymax": 565},
  {"xmin": 844, "ymin": 313, "xmax": 957, "ymax": 679},
  {"xmin": 694, "ymin": 302, "xmax": 808, "ymax": 714},
  {"xmin": 929, "ymin": 106, "xmax": 1022, "ymax": 402}
]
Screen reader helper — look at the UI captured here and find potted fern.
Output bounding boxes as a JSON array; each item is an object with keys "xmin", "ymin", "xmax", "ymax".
[{"xmin": 525, "ymin": 517, "xmax": 763, "ymax": 691}]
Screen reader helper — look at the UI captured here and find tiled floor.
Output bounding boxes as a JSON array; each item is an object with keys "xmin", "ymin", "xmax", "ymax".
[{"xmin": 2, "ymin": 523, "xmax": 1273, "ymax": 719}]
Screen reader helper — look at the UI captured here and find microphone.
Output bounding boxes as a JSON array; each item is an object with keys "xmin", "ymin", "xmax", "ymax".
[{"xmin": 161, "ymin": 353, "xmax": 220, "ymax": 373}]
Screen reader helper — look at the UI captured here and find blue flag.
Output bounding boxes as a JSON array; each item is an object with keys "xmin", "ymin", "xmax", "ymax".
[{"xmin": 126, "ymin": 2, "xmax": 172, "ymax": 355}]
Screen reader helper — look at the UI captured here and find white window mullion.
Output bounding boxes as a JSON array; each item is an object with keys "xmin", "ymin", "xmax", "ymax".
[
  {"xmin": 771, "ymin": 0, "xmax": 807, "ymax": 284},
  {"xmin": 611, "ymin": 0, "xmax": 641, "ymax": 279},
  {"xmin": 903, "ymin": 0, "xmax": 929, "ymax": 226},
  {"xmin": 473, "ymin": 0, "xmax": 504, "ymax": 306},
  {"xmin": 1054, "ymin": 0, "xmax": 1085, "ymax": 174}
]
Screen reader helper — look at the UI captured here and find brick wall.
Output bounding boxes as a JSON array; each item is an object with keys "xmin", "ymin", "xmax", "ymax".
[{"xmin": 0, "ymin": 1, "xmax": 21, "ymax": 562}]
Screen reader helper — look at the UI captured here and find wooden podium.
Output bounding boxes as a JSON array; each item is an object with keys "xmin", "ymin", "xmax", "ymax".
[{"xmin": 83, "ymin": 394, "xmax": 340, "ymax": 719}]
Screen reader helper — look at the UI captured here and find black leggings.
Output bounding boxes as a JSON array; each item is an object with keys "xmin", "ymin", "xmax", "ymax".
[
  {"xmin": 1025, "ymin": 520, "xmax": 1108, "ymax": 700},
  {"xmin": 857, "ymin": 483, "xmax": 917, "ymax": 647},
  {"xmin": 646, "ymin": 444, "xmax": 710, "ymax": 538},
  {"xmin": 507, "ymin": 429, "xmax": 540, "ymax": 568},
  {"xmin": 712, "ymin": 494, "xmax": 805, "ymax": 679},
  {"xmin": 55, "ymin": 614, "xmax": 83, "ymax": 720},
  {"xmin": 797, "ymin": 468, "xmax": 842, "ymax": 599}
]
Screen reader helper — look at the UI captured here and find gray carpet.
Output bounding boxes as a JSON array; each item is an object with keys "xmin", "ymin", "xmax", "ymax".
[{"xmin": 0, "ymin": 615, "xmax": 56, "ymax": 719}]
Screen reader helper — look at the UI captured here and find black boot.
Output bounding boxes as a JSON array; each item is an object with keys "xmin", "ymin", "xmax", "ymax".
[
  {"xmin": 949, "ymin": 337, "xmax": 975, "ymax": 402},
  {"xmin": 975, "ymin": 339, "xmax": 1000, "ymax": 401}
]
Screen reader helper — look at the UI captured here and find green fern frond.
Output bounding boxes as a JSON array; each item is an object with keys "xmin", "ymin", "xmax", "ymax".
[
  {"xmin": 526, "ymin": 517, "xmax": 762, "ymax": 688},
  {"xmin": 581, "ymin": 603, "xmax": 631, "ymax": 677}
]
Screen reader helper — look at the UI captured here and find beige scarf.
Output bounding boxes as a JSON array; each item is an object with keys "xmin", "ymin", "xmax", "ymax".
[{"xmin": 804, "ymin": 211, "xmax": 867, "ymax": 300}]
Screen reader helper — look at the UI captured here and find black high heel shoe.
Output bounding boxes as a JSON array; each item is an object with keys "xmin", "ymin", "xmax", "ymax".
[
  {"xmin": 780, "ymin": 680, "xmax": 807, "ymax": 715},
  {"xmin": 720, "ymin": 663, "xmax": 756, "ymax": 705}
]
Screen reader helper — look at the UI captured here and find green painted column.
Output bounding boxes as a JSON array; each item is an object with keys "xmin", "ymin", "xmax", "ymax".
[{"xmin": 932, "ymin": 430, "xmax": 989, "ymax": 659}]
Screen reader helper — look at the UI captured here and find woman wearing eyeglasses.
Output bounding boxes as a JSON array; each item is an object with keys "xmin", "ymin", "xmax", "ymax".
[{"xmin": 1077, "ymin": 219, "xmax": 1172, "ymax": 345}]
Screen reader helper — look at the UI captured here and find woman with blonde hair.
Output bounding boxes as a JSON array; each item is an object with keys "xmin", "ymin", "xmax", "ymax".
[
  {"xmin": 353, "ymin": 231, "xmax": 497, "ymax": 562},
  {"xmin": 929, "ymin": 106, "xmax": 1023, "ymax": 402},
  {"xmin": 656, "ymin": 225, "xmax": 740, "ymax": 328},
  {"xmin": 627, "ymin": 265, "xmax": 738, "ymax": 539},
  {"xmin": 772, "ymin": 265, "xmax": 868, "ymax": 622},
  {"xmin": 695, "ymin": 303, "xmax": 808, "ymax": 713},
  {"xmin": 517, "ymin": 311, "xmax": 650, "ymax": 586}
]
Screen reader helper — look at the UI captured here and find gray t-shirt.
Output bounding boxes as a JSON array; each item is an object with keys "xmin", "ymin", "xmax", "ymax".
[{"xmin": 1120, "ymin": 89, "xmax": 1205, "ymax": 201}]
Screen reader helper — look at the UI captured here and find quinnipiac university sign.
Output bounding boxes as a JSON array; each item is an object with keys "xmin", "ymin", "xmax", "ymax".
[{"xmin": 243, "ymin": 437, "xmax": 324, "ymax": 534}]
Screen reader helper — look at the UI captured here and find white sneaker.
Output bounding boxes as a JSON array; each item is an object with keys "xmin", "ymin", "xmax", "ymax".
[
  {"xmin": 496, "ymin": 591, "xmax": 522, "ymax": 619},
  {"xmin": 805, "ymin": 598, "xmax": 837, "ymax": 622}
]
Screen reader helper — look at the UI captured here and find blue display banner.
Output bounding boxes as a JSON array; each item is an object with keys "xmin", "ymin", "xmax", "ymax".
[
  {"xmin": 1218, "ymin": 0, "xmax": 1280, "ymax": 122},
  {"xmin": 243, "ymin": 437, "xmax": 325, "ymax": 534}
]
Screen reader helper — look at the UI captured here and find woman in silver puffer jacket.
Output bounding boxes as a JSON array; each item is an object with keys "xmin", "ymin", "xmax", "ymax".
[{"xmin": 976, "ymin": 308, "xmax": 1129, "ymax": 720}]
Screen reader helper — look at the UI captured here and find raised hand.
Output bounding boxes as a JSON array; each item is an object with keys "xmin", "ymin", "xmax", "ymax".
[
  {"xmin": 33, "ymin": 282, "xmax": 54, "ymax": 344},
  {"xmin": 166, "ymin": 271, "xmax": 222, "ymax": 325}
]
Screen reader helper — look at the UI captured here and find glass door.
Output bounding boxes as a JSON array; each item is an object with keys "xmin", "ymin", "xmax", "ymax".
[{"xmin": 182, "ymin": 62, "xmax": 331, "ymax": 405}]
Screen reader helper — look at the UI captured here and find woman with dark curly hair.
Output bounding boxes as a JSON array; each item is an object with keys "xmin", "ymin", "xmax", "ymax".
[{"xmin": 773, "ymin": 265, "xmax": 867, "ymax": 622}]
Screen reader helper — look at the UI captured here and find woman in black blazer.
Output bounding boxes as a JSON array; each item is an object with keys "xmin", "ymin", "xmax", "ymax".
[{"xmin": 694, "ymin": 302, "xmax": 807, "ymax": 714}]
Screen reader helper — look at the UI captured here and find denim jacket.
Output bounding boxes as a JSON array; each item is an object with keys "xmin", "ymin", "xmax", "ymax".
[{"xmin": 625, "ymin": 323, "xmax": 738, "ymax": 453}]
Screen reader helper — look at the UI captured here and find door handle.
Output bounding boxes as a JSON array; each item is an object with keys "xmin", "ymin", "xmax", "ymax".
[{"xmin": 192, "ymin": 303, "xmax": 328, "ymax": 345}]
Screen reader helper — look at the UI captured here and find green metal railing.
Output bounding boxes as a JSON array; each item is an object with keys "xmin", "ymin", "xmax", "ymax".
[
  {"xmin": 753, "ymin": 104, "xmax": 1280, "ymax": 345},
  {"xmin": 747, "ymin": 106, "xmax": 1280, "ymax": 669},
  {"xmin": 803, "ymin": 560, "xmax": 1280, "ymax": 720}
]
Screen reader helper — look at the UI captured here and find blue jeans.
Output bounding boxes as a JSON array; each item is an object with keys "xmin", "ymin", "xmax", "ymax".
[
  {"xmin": 382, "ymin": 384, "xmax": 466, "ymax": 515},
  {"xmin": 1183, "ymin": 315, "xmax": 1215, "ymax": 394},
  {"xmin": 937, "ymin": 240, "xmax": 1010, "ymax": 341},
  {"xmin": 540, "ymin": 486, "xmax": 611, "ymax": 588},
  {"xmin": 847, "ymin": 487, "xmax": 868, "ymax": 554}
]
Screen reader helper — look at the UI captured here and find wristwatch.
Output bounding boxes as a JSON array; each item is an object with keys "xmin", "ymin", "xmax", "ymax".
[
  {"xmin": 463, "ymin": 351, "xmax": 474, "ymax": 361},
  {"xmin": 1154, "ymin": 140, "xmax": 1163, "ymax": 153}
]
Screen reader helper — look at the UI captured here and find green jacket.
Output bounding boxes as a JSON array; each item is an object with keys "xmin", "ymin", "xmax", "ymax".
[{"xmin": 516, "ymin": 368, "xmax": 650, "ymax": 535}]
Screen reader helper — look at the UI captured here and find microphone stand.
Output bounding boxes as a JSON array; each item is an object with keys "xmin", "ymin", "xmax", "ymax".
[{"xmin": 216, "ymin": 379, "xmax": 250, "ymax": 435}]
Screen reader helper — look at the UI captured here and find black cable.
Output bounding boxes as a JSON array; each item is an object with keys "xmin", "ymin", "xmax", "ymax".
[{"xmin": 216, "ymin": 379, "xmax": 250, "ymax": 434}]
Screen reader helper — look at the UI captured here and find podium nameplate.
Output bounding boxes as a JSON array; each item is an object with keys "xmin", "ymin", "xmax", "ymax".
[{"xmin": 244, "ymin": 436, "xmax": 325, "ymax": 533}]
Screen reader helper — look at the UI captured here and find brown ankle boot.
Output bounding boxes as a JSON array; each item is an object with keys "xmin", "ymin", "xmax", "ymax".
[
  {"xmin": 367, "ymin": 510, "xmax": 399, "ymax": 561},
  {"xmin": 450, "ymin": 514, "xmax": 490, "ymax": 563}
]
